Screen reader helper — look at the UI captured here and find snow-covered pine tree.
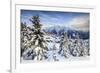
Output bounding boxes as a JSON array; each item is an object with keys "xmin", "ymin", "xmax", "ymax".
[
  {"xmin": 21, "ymin": 22, "xmax": 35, "ymax": 60},
  {"xmin": 28, "ymin": 15, "xmax": 48, "ymax": 61},
  {"xmin": 52, "ymin": 43, "xmax": 59, "ymax": 61},
  {"xmin": 75, "ymin": 33, "xmax": 84, "ymax": 56},
  {"xmin": 21, "ymin": 22, "xmax": 28, "ymax": 57},
  {"xmin": 58, "ymin": 32, "xmax": 69, "ymax": 58}
]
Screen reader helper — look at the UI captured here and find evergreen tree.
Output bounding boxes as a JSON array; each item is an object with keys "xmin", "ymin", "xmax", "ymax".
[
  {"xmin": 58, "ymin": 32, "xmax": 69, "ymax": 58},
  {"xmin": 75, "ymin": 33, "xmax": 84, "ymax": 56},
  {"xmin": 21, "ymin": 22, "xmax": 28, "ymax": 57},
  {"xmin": 52, "ymin": 44, "xmax": 59, "ymax": 61},
  {"xmin": 28, "ymin": 15, "xmax": 48, "ymax": 61}
]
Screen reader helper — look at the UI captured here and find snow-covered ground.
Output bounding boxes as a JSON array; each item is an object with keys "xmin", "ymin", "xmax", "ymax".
[{"xmin": 21, "ymin": 34, "xmax": 90, "ymax": 62}]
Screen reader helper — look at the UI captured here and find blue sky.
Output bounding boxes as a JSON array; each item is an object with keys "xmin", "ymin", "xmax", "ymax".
[{"xmin": 21, "ymin": 10, "xmax": 89, "ymax": 31}]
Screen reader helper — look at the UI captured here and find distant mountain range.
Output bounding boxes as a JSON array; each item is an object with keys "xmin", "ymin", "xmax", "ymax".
[{"xmin": 42, "ymin": 26, "xmax": 89, "ymax": 39}]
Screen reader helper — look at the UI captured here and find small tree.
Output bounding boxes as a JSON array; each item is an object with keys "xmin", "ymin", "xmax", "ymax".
[
  {"xmin": 75, "ymin": 33, "xmax": 84, "ymax": 56},
  {"xmin": 58, "ymin": 32, "xmax": 69, "ymax": 58},
  {"xmin": 52, "ymin": 43, "xmax": 59, "ymax": 61}
]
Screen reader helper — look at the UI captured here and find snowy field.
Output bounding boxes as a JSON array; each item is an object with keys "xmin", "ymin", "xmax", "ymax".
[{"xmin": 21, "ymin": 34, "xmax": 90, "ymax": 62}]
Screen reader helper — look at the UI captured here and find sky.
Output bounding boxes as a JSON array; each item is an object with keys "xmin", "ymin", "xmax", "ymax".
[{"xmin": 21, "ymin": 10, "xmax": 90, "ymax": 31}]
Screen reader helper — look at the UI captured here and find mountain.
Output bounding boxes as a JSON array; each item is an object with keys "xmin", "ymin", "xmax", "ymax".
[
  {"xmin": 67, "ymin": 30, "xmax": 89, "ymax": 39},
  {"xmin": 42, "ymin": 25, "xmax": 89, "ymax": 39}
]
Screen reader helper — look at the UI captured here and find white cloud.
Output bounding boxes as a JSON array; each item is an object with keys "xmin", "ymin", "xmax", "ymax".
[{"xmin": 69, "ymin": 15, "xmax": 89, "ymax": 31}]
